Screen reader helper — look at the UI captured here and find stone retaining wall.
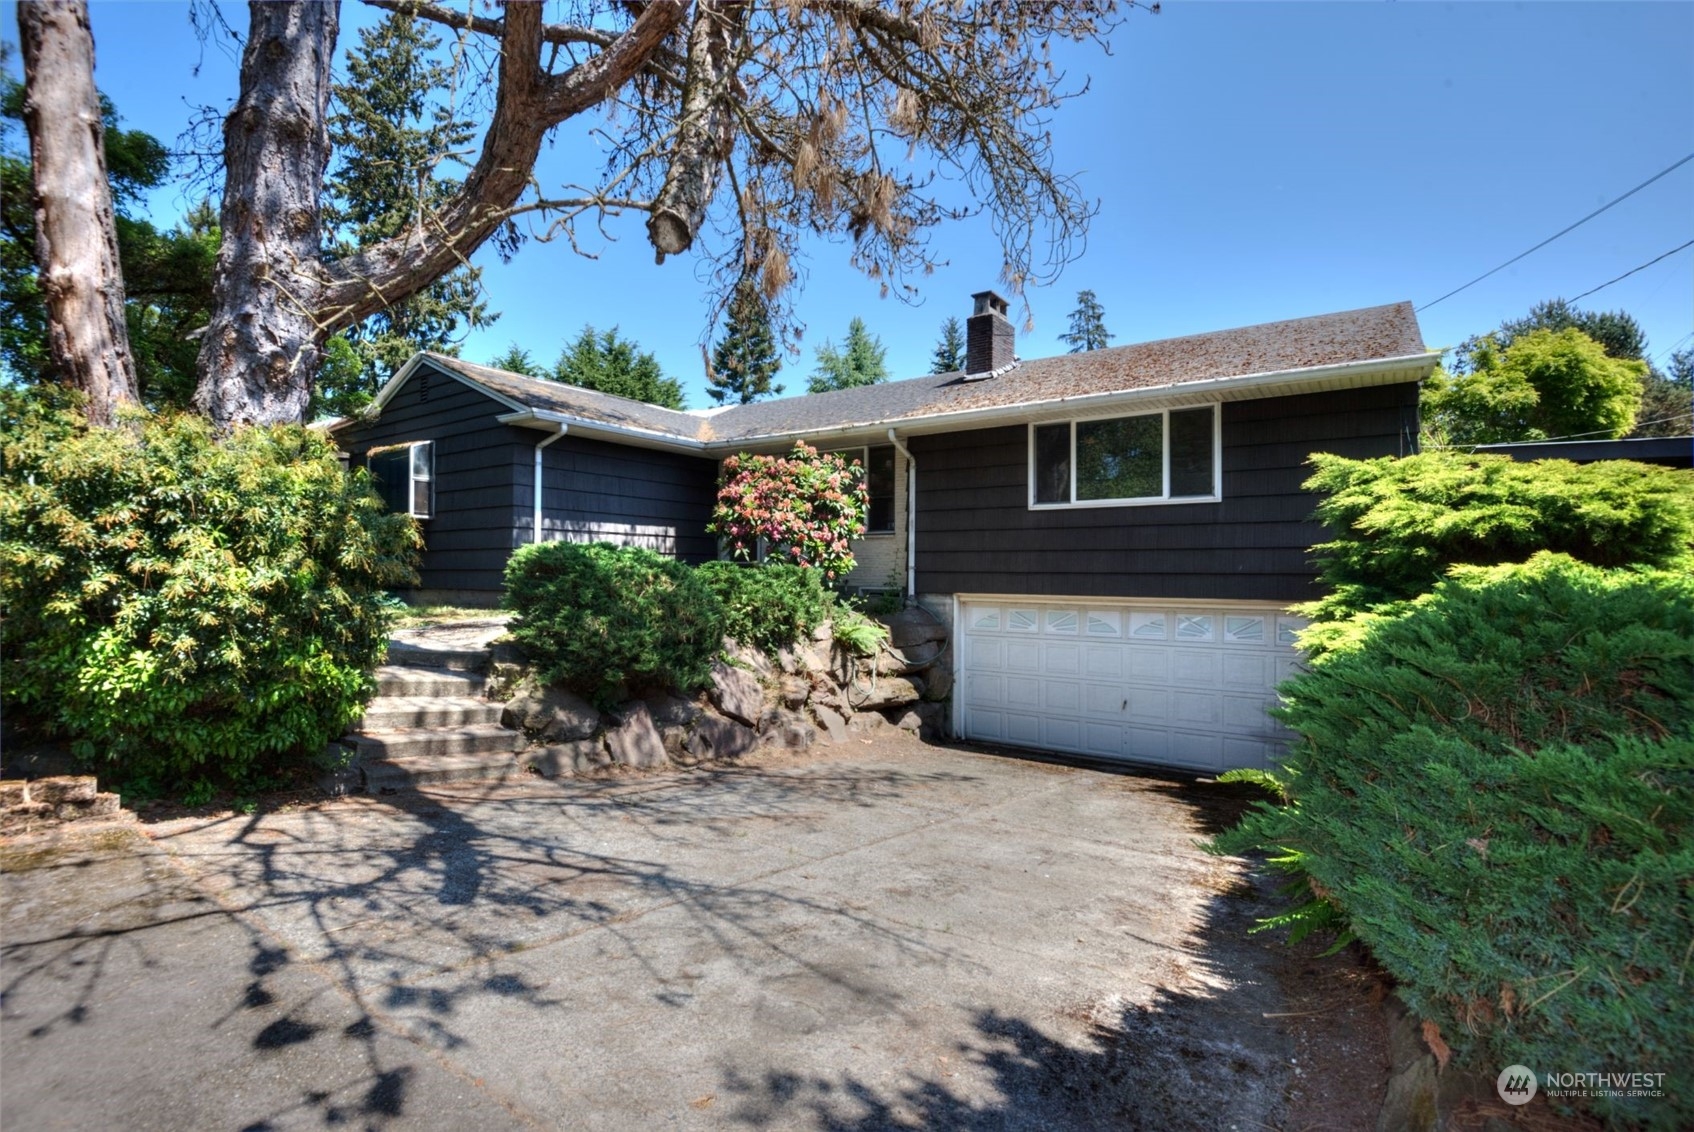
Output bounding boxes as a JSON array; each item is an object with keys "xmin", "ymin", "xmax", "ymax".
[
  {"xmin": 490, "ymin": 607, "xmax": 953, "ymax": 777},
  {"xmin": 0, "ymin": 776, "xmax": 123, "ymax": 831}
]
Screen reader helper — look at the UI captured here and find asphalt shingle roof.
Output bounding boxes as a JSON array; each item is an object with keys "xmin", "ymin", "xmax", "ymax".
[{"xmin": 416, "ymin": 301, "xmax": 1427, "ymax": 446}]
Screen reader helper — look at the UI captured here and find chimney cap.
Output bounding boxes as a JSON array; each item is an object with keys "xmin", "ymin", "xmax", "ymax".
[{"xmin": 971, "ymin": 290, "xmax": 1009, "ymax": 318}]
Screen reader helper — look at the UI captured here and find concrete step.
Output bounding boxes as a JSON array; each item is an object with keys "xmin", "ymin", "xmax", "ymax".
[
  {"xmin": 384, "ymin": 643, "xmax": 490, "ymax": 672},
  {"xmin": 361, "ymin": 752, "xmax": 525, "ymax": 792},
  {"xmin": 357, "ymin": 696, "xmax": 501, "ymax": 731},
  {"xmin": 375, "ymin": 665, "xmax": 486, "ymax": 698},
  {"xmin": 346, "ymin": 724, "xmax": 521, "ymax": 761}
]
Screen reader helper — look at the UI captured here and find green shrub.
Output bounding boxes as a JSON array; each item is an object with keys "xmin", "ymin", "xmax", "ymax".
[
  {"xmin": 503, "ymin": 541, "xmax": 726, "ymax": 707},
  {"xmin": 829, "ymin": 602, "xmax": 890, "ymax": 656},
  {"xmin": 696, "ymin": 560, "xmax": 829, "ymax": 653},
  {"xmin": 0, "ymin": 394, "xmax": 419, "ymax": 795},
  {"xmin": 1213, "ymin": 554, "xmax": 1694, "ymax": 1127},
  {"xmin": 1301, "ymin": 450, "xmax": 1694, "ymax": 624}
]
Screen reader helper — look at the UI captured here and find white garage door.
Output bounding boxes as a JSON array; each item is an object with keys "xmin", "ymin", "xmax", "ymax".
[{"xmin": 957, "ymin": 600, "xmax": 1306, "ymax": 772}]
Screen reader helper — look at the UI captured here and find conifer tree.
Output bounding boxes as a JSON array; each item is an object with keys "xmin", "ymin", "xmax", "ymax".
[
  {"xmin": 930, "ymin": 316, "xmax": 965, "ymax": 373},
  {"xmin": 1059, "ymin": 289, "xmax": 1113, "ymax": 352},
  {"xmin": 319, "ymin": 12, "xmax": 497, "ymax": 413},
  {"xmin": 707, "ymin": 280, "xmax": 783, "ymax": 404},
  {"xmin": 489, "ymin": 344, "xmax": 544, "ymax": 377},
  {"xmin": 809, "ymin": 317, "xmax": 889, "ymax": 393},
  {"xmin": 552, "ymin": 325, "xmax": 684, "ymax": 410}
]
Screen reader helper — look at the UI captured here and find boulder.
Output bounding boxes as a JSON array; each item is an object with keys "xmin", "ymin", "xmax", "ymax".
[
  {"xmin": 709, "ymin": 660, "xmax": 764, "ymax": 726},
  {"xmin": 644, "ymin": 693, "xmax": 702, "ymax": 728},
  {"xmin": 523, "ymin": 739, "xmax": 610, "ymax": 778},
  {"xmin": 502, "ymin": 681, "xmax": 601, "ymax": 743},
  {"xmin": 793, "ymin": 641, "xmax": 830, "ymax": 674},
  {"xmin": 20, "ymin": 776, "xmax": 97, "ymax": 804},
  {"xmin": 659, "ymin": 724, "xmax": 691, "ymax": 762},
  {"xmin": 847, "ymin": 674, "xmax": 924, "ymax": 711},
  {"xmin": 723, "ymin": 639, "xmax": 773, "ymax": 680},
  {"xmin": 880, "ymin": 607, "xmax": 948, "ymax": 650},
  {"xmin": 685, "ymin": 713, "xmax": 758, "ymax": 762},
  {"xmin": 606, "ymin": 702, "xmax": 668, "ymax": 770},
  {"xmin": 848, "ymin": 710, "xmax": 890, "ymax": 735},
  {"xmin": 920, "ymin": 662, "xmax": 953, "ymax": 702},
  {"xmin": 778, "ymin": 675, "xmax": 810, "ymax": 710},
  {"xmin": 806, "ymin": 678, "xmax": 847, "ymax": 714},
  {"xmin": 887, "ymin": 708, "xmax": 923, "ymax": 732},
  {"xmin": 774, "ymin": 645, "xmax": 800, "ymax": 675},
  {"xmin": 871, "ymin": 639, "xmax": 943, "ymax": 676},
  {"xmin": 758, "ymin": 707, "xmax": 817, "ymax": 751},
  {"xmin": 810, "ymin": 703, "xmax": 850, "ymax": 745},
  {"xmin": 914, "ymin": 701, "xmax": 947, "ymax": 739}
]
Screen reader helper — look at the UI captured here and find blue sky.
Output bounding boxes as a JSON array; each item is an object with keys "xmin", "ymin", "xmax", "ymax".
[{"xmin": 5, "ymin": 1, "xmax": 1691, "ymax": 408}]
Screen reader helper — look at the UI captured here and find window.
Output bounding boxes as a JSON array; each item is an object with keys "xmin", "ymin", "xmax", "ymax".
[
  {"xmin": 369, "ymin": 440, "xmax": 433, "ymax": 518},
  {"xmin": 829, "ymin": 444, "xmax": 897, "ymax": 533},
  {"xmin": 1030, "ymin": 406, "xmax": 1218, "ymax": 507}
]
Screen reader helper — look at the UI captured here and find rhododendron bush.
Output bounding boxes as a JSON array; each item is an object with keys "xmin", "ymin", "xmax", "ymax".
[{"xmin": 710, "ymin": 443, "xmax": 868, "ymax": 579}]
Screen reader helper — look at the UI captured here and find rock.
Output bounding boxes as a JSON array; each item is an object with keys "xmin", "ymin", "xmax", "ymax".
[
  {"xmin": 724, "ymin": 639, "xmax": 773, "ymax": 679},
  {"xmin": 709, "ymin": 660, "xmax": 764, "ymax": 726},
  {"xmin": 316, "ymin": 765, "xmax": 362, "ymax": 797},
  {"xmin": 24, "ymin": 776, "xmax": 98, "ymax": 804},
  {"xmin": 502, "ymin": 681, "xmax": 601, "ymax": 743},
  {"xmin": 0, "ymin": 781, "xmax": 26, "ymax": 806},
  {"xmin": 848, "ymin": 711, "xmax": 890, "ymax": 735},
  {"xmin": 778, "ymin": 675, "xmax": 810, "ymax": 710},
  {"xmin": 887, "ymin": 708, "xmax": 922, "ymax": 732},
  {"xmin": 880, "ymin": 607, "xmax": 948, "ymax": 650},
  {"xmin": 659, "ymin": 725, "xmax": 691, "ymax": 760},
  {"xmin": 872, "ymin": 640, "xmax": 943, "ymax": 676},
  {"xmin": 914, "ymin": 701, "xmax": 947, "ymax": 739},
  {"xmin": 523, "ymin": 739, "xmax": 609, "ymax": 778},
  {"xmin": 606, "ymin": 702, "xmax": 669, "ymax": 770},
  {"xmin": 774, "ymin": 645, "xmax": 800, "ymax": 674},
  {"xmin": 810, "ymin": 703, "xmax": 850, "ymax": 745},
  {"xmin": 920, "ymin": 662, "xmax": 954, "ymax": 702},
  {"xmin": 794, "ymin": 641, "xmax": 830, "ymax": 674},
  {"xmin": 807, "ymin": 678, "xmax": 846, "ymax": 714},
  {"xmin": 758, "ymin": 708, "xmax": 817, "ymax": 752},
  {"xmin": 488, "ymin": 639, "xmax": 528, "ymax": 667},
  {"xmin": 644, "ymin": 694, "xmax": 702, "ymax": 728},
  {"xmin": 847, "ymin": 674, "xmax": 924, "ymax": 711},
  {"xmin": 811, "ymin": 621, "xmax": 833, "ymax": 643},
  {"xmin": 685, "ymin": 713, "xmax": 758, "ymax": 762}
]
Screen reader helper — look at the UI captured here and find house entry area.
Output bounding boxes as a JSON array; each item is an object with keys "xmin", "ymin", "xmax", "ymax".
[{"xmin": 957, "ymin": 598, "xmax": 1307, "ymax": 772}]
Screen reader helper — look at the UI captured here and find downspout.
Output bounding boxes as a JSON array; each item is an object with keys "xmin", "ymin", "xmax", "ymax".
[
  {"xmin": 887, "ymin": 428, "xmax": 916, "ymax": 600},
  {"xmin": 532, "ymin": 423, "xmax": 568, "ymax": 544}
]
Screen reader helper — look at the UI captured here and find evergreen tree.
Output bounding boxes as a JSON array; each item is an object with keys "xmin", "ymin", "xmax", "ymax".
[
  {"xmin": 489, "ymin": 344, "xmax": 544, "ymax": 377},
  {"xmin": 1631, "ymin": 347, "xmax": 1693, "ymax": 438},
  {"xmin": 707, "ymin": 280, "xmax": 784, "ymax": 404},
  {"xmin": 1422, "ymin": 328, "xmax": 1646, "ymax": 445},
  {"xmin": 930, "ymin": 316, "xmax": 965, "ymax": 373},
  {"xmin": 1059, "ymin": 289, "xmax": 1113, "ymax": 352},
  {"xmin": 552, "ymin": 326, "xmax": 685, "ymax": 410},
  {"xmin": 809, "ymin": 317, "xmax": 889, "ymax": 393},
  {"xmin": 317, "ymin": 12, "xmax": 497, "ymax": 416}
]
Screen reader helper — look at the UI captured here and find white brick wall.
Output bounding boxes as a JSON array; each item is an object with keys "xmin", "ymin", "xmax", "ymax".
[{"xmin": 841, "ymin": 450, "xmax": 908, "ymax": 593}]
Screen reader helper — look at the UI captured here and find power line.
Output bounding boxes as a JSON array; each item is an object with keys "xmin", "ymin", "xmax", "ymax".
[
  {"xmin": 1417, "ymin": 152, "xmax": 1694, "ymax": 313},
  {"xmin": 1564, "ymin": 239, "xmax": 1694, "ymax": 305}
]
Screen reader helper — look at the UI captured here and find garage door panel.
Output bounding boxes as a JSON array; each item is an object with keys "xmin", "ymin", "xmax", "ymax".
[
  {"xmin": 959, "ymin": 600, "xmax": 1299, "ymax": 774},
  {"xmin": 1044, "ymin": 643, "xmax": 1081, "ymax": 674},
  {"xmin": 1083, "ymin": 646, "xmax": 1122, "ymax": 679},
  {"xmin": 1043, "ymin": 680, "xmax": 1082, "ymax": 712},
  {"xmin": 1005, "ymin": 641, "xmax": 1042, "ymax": 672}
]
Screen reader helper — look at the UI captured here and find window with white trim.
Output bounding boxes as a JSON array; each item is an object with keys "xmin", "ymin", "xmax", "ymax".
[
  {"xmin": 369, "ymin": 440, "xmax": 434, "ymax": 518},
  {"xmin": 828, "ymin": 444, "xmax": 897, "ymax": 533},
  {"xmin": 1030, "ymin": 406, "xmax": 1219, "ymax": 507}
]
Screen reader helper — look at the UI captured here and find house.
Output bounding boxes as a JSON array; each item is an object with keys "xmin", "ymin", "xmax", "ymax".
[
  {"xmin": 1473, "ymin": 436, "xmax": 1692, "ymax": 468},
  {"xmin": 331, "ymin": 293, "xmax": 1437, "ymax": 773}
]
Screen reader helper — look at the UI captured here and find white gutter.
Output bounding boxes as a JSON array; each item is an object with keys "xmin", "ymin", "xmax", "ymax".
[
  {"xmin": 498, "ymin": 408, "xmax": 708, "ymax": 453},
  {"xmin": 531, "ymin": 421, "xmax": 568, "ymax": 544},
  {"xmin": 886, "ymin": 428, "xmax": 916, "ymax": 600}
]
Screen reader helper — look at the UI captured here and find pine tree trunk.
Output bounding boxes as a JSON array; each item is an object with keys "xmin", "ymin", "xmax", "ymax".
[
  {"xmin": 192, "ymin": 0, "xmax": 339, "ymax": 431},
  {"xmin": 16, "ymin": 0, "xmax": 139, "ymax": 427}
]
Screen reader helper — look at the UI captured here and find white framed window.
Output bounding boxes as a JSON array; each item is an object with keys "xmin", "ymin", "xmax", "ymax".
[
  {"xmin": 1029, "ymin": 405, "xmax": 1220, "ymax": 508},
  {"xmin": 826, "ymin": 444, "xmax": 897, "ymax": 533},
  {"xmin": 369, "ymin": 440, "xmax": 434, "ymax": 518}
]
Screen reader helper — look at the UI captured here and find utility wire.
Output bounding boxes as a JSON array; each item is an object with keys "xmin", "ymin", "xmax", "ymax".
[
  {"xmin": 1417, "ymin": 152, "xmax": 1694, "ymax": 312},
  {"xmin": 1526, "ymin": 411, "xmax": 1694, "ymax": 444},
  {"xmin": 1564, "ymin": 239, "xmax": 1694, "ymax": 305}
]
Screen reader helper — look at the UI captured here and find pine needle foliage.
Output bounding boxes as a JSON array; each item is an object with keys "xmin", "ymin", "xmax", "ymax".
[
  {"xmin": 0, "ymin": 391, "xmax": 419, "ymax": 796},
  {"xmin": 1299, "ymin": 450, "xmax": 1694, "ymax": 628},
  {"xmin": 1213, "ymin": 555, "xmax": 1694, "ymax": 1126},
  {"xmin": 708, "ymin": 280, "xmax": 784, "ymax": 405}
]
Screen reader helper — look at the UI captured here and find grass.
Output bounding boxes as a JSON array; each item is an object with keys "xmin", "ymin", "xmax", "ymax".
[{"xmin": 389, "ymin": 604, "xmax": 504, "ymax": 628}]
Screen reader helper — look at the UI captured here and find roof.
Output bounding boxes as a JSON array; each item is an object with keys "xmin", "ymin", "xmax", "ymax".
[
  {"xmin": 1474, "ymin": 436, "xmax": 1693, "ymax": 468},
  {"xmin": 341, "ymin": 301, "xmax": 1434, "ymax": 452}
]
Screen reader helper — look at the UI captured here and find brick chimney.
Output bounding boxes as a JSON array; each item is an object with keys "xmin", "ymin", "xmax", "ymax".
[{"xmin": 965, "ymin": 290, "xmax": 1014, "ymax": 375}]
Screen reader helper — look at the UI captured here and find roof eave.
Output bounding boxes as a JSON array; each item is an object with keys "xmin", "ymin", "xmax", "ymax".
[{"xmin": 496, "ymin": 408, "xmax": 710, "ymax": 454}]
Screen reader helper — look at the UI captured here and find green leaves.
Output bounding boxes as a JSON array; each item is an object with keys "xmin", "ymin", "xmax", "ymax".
[
  {"xmin": 808, "ymin": 317, "xmax": 889, "ymax": 393},
  {"xmin": 0, "ymin": 392, "xmax": 420, "ymax": 794},
  {"xmin": 1423, "ymin": 327, "xmax": 1647, "ymax": 445},
  {"xmin": 709, "ymin": 443, "xmax": 869, "ymax": 580},
  {"xmin": 696, "ymin": 562, "xmax": 829, "ymax": 653}
]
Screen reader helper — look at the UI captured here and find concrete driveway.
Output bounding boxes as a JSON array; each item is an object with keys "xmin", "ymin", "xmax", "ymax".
[{"xmin": 2, "ymin": 737, "xmax": 1294, "ymax": 1131}]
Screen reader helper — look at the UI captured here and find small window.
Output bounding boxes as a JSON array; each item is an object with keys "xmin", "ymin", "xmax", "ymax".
[
  {"xmin": 828, "ymin": 445, "xmax": 898, "ymax": 533},
  {"xmin": 369, "ymin": 440, "xmax": 434, "ymax": 518},
  {"xmin": 1030, "ymin": 406, "xmax": 1218, "ymax": 507}
]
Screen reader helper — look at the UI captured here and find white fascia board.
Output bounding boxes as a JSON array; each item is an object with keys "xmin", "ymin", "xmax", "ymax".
[
  {"xmin": 496, "ymin": 409, "xmax": 709, "ymax": 454},
  {"xmin": 710, "ymin": 351, "xmax": 1439, "ymax": 449}
]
